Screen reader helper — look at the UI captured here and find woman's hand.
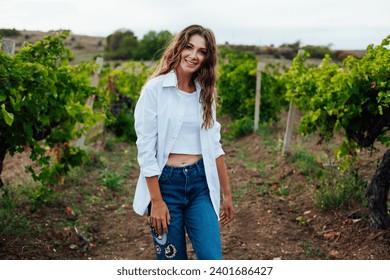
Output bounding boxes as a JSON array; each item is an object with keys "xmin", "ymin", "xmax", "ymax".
[
  {"xmin": 220, "ymin": 192, "xmax": 234, "ymax": 225},
  {"xmin": 150, "ymin": 199, "xmax": 171, "ymax": 236},
  {"xmin": 145, "ymin": 176, "xmax": 170, "ymax": 236}
]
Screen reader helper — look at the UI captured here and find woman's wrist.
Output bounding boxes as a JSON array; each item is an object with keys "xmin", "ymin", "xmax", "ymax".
[
  {"xmin": 146, "ymin": 176, "xmax": 163, "ymax": 203},
  {"xmin": 150, "ymin": 196, "xmax": 164, "ymax": 203},
  {"xmin": 221, "ymin": 185, "xmax": 232, "ymax": 195},
  {"xmin": 222, "ymin": 191, "xmax": 232, "ymax": 198}
]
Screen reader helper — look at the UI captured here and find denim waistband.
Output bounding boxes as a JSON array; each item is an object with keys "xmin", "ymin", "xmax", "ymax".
[{"xmin": 163, "ymin": 158, "xmax": 204, "ymax": 173}]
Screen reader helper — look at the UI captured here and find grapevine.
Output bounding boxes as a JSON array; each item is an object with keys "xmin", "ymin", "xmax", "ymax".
[
  {"xmin": 283, "ymin": 35, "xmax": 390, "ymax": 228},
  {"xmin": 0, "ymin": 31, "xmax": 107, "ymax": 204}
]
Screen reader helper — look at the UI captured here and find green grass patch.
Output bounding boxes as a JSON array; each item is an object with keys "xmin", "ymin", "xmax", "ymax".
[
  {"xmin": 300, "ymin": 240, "xmax": 327, "ymax": 259},
  {"xmin": 286, "ymin": 147, "xmax": 368, "ymax": 210},
  {"xmin": 0, "ymin": 184, "xmax": 39, "ymax": 258},
  {"xmin": 314, "ymin": 168, "xmax": 367, "ymax": 210},
  {"xmin": 287, "ymin": 150, "xmax": 322, "ymax": 177},
  {"xmin": 232, "ymin": 182, "xmax": 255, "ymax": 205},
  {"xmin": 0, "ymin": 187, "xmax": 31, "ymax": 237},
  {"xmin": 99, "ymin": 168, "xmax": 125, "ymax": 192},
  {"xmin": 256, "ymin": 185, "xmax": 269, "ymax": 196}
]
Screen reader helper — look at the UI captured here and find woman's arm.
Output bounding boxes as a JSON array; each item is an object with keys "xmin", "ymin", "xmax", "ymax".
[
  {"xmin": 134, "ymin": 85, "xmax": 170, "ymax": 235},
  {"xmin": 216, "ymin": 155, "xmax": 234, "ymax": 225}
]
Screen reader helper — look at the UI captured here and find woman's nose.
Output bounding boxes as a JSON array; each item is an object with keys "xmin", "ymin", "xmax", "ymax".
[{"xmin": 189, "ymin": 49, "xmax": 197, "ymax": 58}]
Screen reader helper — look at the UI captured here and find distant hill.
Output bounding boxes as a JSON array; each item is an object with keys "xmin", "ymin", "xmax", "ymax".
[{"xmin": 1, "ymin": 29, "xmax": 106, "ymax": 64}]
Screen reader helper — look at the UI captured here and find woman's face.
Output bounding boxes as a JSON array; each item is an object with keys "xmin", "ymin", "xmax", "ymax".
[{"xmin": 178, "ymin": 34, "xmax": 207, "ymax": 75}]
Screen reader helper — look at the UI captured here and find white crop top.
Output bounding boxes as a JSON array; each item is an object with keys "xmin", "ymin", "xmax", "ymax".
[{"xmin": 170, "ymin": 89, "xmax": 202, "ymax": 155}]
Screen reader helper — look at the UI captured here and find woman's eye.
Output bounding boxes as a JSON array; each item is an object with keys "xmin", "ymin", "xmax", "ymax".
[
  {"xmin": 200, "ymin": 50, "xmax": 207, "ymax": 55},
  {"xmin": 185, "ymin": 45, "xmax": 192, "ymax": 49}
]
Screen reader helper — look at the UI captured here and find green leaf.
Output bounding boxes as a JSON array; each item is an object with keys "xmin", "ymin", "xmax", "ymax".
[
  {"xmin": 1, "ymin": 104, "xmax": 14, "ymax": 126},
  {"xmin": 378, "ymin": 105, "xmax": 383, "ymax": 115},
  {"xmin": 311, "ymin": 109, "xmax": 321, "ymax": 122}
]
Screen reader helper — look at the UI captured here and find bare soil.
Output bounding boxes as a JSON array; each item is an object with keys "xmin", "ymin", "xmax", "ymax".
[{"xmin": 1, "ymin": 114, "xmax": 389, "ymax": 260}]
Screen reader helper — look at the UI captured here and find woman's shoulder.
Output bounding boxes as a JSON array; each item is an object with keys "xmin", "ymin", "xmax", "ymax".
[
  {"xmin": 145, "ymin": 71, "xmax": 177, "ymax": 89},
  {"xmin": 142, "ymin": 73, "xmax": 177, "ymax": 101},
  {"xmin": 143, "ymin": 74, "xmax": 165, "ymax": 90}
]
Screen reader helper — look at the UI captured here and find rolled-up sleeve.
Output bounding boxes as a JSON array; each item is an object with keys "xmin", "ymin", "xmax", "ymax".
[
  {"xmin": 212, "ymin": 119, "xmax": 225, "ymax": 159},
  {"xmin": 134, "ymin": 86, "xmax": 161, "ymax": 177},
  {"xmin": 211, "ymin": 102, "xmax": 225, "ymax": 158}
]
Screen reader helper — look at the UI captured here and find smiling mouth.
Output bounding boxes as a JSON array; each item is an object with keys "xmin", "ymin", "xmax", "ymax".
[{"xmin": 185, "ymin": 59, "xmax": 197, "ymax": 66}]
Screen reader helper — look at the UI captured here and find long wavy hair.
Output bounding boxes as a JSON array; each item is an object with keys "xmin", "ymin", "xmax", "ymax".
[{"xmin": 151, "ymin": 25, "xmax": 218, "ymax": 129}]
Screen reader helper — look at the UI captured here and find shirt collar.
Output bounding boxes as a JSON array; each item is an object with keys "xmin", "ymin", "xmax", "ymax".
[{"xmin": 162, "ymin": 70, "xmax": 201, "ymax": 92}]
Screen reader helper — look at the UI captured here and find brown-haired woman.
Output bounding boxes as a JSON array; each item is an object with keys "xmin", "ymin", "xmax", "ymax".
[{"xmin": 133, "ymin": 24, "xmax": 233, "ymax": 260}]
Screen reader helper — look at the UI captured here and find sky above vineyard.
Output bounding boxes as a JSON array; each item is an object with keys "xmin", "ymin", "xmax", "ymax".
[{"xmin": 1, "ymin": 0, "xmax": 389, "ymax": 50}]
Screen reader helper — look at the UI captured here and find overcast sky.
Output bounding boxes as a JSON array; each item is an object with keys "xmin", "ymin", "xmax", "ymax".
[{"xmin": 1, "ymin": 0, "xmax": 389, "ymax": 50}]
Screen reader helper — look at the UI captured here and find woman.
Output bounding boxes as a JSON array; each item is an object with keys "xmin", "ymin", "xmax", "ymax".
[{"xmin": 133, "ymin": 25, "xmax": 233, "ymax": 260}]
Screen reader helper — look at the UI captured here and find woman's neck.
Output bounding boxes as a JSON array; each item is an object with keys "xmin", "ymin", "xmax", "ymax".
[{"xmin": 175, "ymin": 67, "xmax": 195, "ymax": 92}]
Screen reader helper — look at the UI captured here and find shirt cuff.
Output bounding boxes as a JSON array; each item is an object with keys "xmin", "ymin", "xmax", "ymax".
[
  {"xmin": 215, "ymin": 147, "xmax": 225, "ymax": 159},
  {"xmin": 140, "ymin": 163, "xmax": 161, "ymax": 177}
]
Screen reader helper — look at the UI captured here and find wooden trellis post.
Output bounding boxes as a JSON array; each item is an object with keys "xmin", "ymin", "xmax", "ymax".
[
  {"xmin": 254, "ymin": 62, "xmax": 265, "ymax": 132},
  {"xmin": 87, "ymin": 57, "xmax": 104, "ymax": 106},
  {"xmin": 75, "ymin": 57, "xmax": 104, "ymax": 148},
  {"xmin": 282, "ymin": 100, "xmax": 297, "ymax": 156},
  {"xmin": 282, "ymin": 49, "xmax": 305, "ymax": 156}
]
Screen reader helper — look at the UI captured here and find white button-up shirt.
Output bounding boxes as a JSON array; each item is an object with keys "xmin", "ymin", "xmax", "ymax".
[{"xmin": 133, "ymin": 71, "xmax": 225, "ymax": 217}]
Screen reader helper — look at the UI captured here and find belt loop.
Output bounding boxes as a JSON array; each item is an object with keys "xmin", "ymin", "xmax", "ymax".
[
  {"xmin": 196, "ymin": 158, "xmax": 202, "ymax": 174},
  {"xmin": 168, "ymin": 165, "xmax": 174, "ymax": 178}
]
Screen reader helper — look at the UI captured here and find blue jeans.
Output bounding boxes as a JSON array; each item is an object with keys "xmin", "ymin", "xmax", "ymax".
[{"xmin": 148, "ymin": 158, "xmax": 222, "ymax": 260}]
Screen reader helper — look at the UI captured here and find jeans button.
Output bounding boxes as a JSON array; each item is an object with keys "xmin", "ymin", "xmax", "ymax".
[{"xmin": 184, "ymin": 168, "xmax": 187, "ymax": 173}]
